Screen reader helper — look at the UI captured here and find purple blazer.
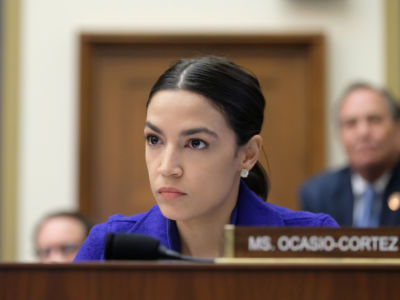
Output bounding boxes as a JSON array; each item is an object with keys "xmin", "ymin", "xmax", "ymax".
[{"xmin": 74, "ymin": 181, "xmax": 338, "ymax": 261}]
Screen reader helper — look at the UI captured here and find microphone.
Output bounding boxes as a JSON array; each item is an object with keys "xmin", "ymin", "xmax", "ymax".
[{"xmin": 104, "ymin": 232, "xmax": 214, "ymax": 262}]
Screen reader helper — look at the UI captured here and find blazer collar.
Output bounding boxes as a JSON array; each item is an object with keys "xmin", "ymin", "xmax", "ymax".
[
  {"xmin": 133, "ymin": 181, "xmax": 285, "ymax": 252},
  {"xmin": 230, "ymin": 180, "xmax": 284, "ymax": 226}
]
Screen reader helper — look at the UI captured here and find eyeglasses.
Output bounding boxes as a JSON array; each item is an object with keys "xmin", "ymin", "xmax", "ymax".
[{"xmin": 35, "ymin": 243, "xmax": 81, "ymax": 259}]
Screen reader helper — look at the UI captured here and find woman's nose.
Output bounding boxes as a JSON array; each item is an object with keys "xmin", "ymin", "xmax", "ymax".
[{"xmin": 158, "ymin": 147, "xmax": 183, "ymax": 177}]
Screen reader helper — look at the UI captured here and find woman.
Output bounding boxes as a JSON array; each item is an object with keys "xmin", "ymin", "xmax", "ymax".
[{"xmin": 74, "ymin": 56, "xmax": 338, "ymax": 261}]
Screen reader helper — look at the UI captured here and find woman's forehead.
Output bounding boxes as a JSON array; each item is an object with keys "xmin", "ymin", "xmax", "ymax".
[
  {"xmin": 146, "ymin": 90, "xmax": 235, "ymax": 138},
  {"xmin": 147, "ymin": 90, "xmax": 223, "ymax": 122}
]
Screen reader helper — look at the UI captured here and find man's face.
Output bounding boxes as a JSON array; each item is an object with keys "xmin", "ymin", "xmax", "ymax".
[
  {"xmin": 338, "ymin": 88, "xmax": 400, "ymax": 174},
  {"xmin": 35, "ymin": 217, "xmax": 86, "ymax": 263}
]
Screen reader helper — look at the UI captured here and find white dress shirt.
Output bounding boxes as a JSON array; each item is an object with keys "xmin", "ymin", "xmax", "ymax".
[{"xmin": 351, "ymin": 171, "xmax": 391, "ymax": 227}]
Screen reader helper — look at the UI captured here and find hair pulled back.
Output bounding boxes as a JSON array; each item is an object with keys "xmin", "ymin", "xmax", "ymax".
[{"xmin": 146, "ymin": 56, "xmax": 269, "ymax": 200}]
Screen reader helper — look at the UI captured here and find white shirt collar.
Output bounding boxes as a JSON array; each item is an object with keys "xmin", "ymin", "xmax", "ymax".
[{"xmin": 351, "ymin": 171, "xmax": 391, "ymax": 196}]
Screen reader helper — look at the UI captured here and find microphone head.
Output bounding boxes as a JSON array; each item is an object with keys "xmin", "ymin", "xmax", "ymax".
[{"xmin": 104, "ymin": 233, "xmax": 161, "ymax": 260}]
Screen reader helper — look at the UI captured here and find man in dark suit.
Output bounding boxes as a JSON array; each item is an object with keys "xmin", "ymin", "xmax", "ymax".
[{"xmin": 300, "ymin": 83, "xmax": 400, "ymax": 226}]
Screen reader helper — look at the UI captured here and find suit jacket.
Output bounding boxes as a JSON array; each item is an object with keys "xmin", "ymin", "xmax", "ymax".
[
  {"xmin": 75, "ymin": 181, "xmax": 338, "ymax": 261},
  {"xmin": 299, "ymin": 159, "xmax": 400, "ymax": 226}
]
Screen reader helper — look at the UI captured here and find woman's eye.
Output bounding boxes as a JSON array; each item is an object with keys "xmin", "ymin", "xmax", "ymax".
[
  {"xmin": 146, "ymin": 135, "xmax": 161, "ymax": 146},
  {"xmin": 188, "ymin": 139, "xmax": 207, "ymax": 149}
]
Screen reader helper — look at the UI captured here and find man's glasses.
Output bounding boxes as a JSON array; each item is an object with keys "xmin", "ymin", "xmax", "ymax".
[{"xmin": 35, "ymin": 243, "xmax": 81, "ymax": 259}]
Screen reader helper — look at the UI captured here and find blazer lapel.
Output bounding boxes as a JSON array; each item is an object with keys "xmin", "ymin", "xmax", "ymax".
[
  {"xmin": 380, "ymin": 159, "xmax": 400, "ymax": 225},
  {"xmin": 333, "ymin": 168, "xmax": 354, "ymax": 226}
]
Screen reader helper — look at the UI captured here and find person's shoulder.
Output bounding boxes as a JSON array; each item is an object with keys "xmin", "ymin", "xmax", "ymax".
[
  {"xmin": 299, "ymin": 167, "xmax": 351, "ymax": 205},
  {"xmin": 105, "ymin": 205, "xmax": 163, "ymax": 232},
  {"xmin": 391, "ymin": 158, "xmax": 400, "ymax": 177},
  {"xmin": 74, "ymin": 205, "xmax": 163, "ymax": 262},
  {"xmin": 385, "ymin": 158, "xmax": 400, "ymax": 193},
  {"xmin": 106, "ymin": 212, "xmax": 145, "ymax": 226},
  {"xmin": 268, "ymin": 203, "xmax": 339, "ymax": 227},
  {"xmin": 301, "ymin": 166, "xmax": 350, "ymax": 188}
]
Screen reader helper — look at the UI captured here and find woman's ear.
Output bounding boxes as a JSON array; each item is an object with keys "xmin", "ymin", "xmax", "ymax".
[{"xmin": 241, "ymin": 135, "xmax": 262, "ymax": 170}]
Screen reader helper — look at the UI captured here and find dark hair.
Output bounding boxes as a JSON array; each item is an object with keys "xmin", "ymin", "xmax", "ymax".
[
  {"xmin": 337, "ymin": 82, "xmax": 400, "ymax": 121},
  {"xmin": 146, "ymin": 56, "xmax": 269, "ymax": 200},
  {"xmin": 35, "ymin": 211, "xmax": 93, "ymax": 241}
]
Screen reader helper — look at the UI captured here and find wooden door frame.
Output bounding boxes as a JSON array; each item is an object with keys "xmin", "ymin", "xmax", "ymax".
[{"xmin": 78, "ymin": 33, "xmax": 325, "ymax": 216}]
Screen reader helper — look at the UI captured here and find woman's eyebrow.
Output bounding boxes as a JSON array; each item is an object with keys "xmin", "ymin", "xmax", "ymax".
[
  {"xmin": 180, "ymin": 127, "xmax": 218, "ymax": 138},
  {"xmin": 144, "ymin": 122, "xmax": 163, "ymax": 135},
  {"xmin": 145, "ymin": 122, "xmax": 218, "ymax": 138}
]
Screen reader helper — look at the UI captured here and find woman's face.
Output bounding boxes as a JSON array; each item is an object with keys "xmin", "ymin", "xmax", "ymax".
[{"xmin": 144, "ymin": 90, "xmax": 245, "ymax": 224}]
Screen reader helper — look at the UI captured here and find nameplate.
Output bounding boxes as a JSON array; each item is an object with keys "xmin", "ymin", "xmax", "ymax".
[{"xmin": 223, "ymin": 225, "xmax": 400, "ymax": 258}]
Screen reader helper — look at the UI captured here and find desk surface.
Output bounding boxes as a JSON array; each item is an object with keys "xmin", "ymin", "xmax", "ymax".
[{"xmin": 1, "ymin": 260, "xmax": 400, "ymax": 300}]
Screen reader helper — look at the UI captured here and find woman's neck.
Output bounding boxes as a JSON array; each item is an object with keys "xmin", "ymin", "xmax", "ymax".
[
  {"xmin": 176, "ymin": 184, "xmax": 240, "ymax": 258},
  {"xmin": 175, "ymin": 177, "xmax": 241, "ymax": 258}
]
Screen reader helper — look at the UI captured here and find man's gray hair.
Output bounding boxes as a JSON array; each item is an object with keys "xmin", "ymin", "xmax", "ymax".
[{"xmin": 338, "ymin": 82, "xmax": 400, "ymax": 120}]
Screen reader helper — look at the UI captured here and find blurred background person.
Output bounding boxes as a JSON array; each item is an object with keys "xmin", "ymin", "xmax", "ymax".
[
  {"xmin": 300, "ymin": 83, "xmax": 400, "ymax": 227},
  {"xmin": 34, "ymin": 211, "xmax": 92, "ymax": 263}
]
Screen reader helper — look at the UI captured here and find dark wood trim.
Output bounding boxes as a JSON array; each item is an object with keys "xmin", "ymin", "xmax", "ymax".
[
  {"xmin": 79, "ymin": 33, "xmax": 325, "ymax": 46},
  {"xmin": 1, "ymin": 262, "xmax": 400, "ymax": 299},
  {"xmin": 308, "ymin": 35, "xmax": 325, "ymax": 174},
  {"xmin": 78, "ymin": 36, "xmax": 94, "ymax": 217},
  {"xmin": 2, "ymin": 260, "xmax": 400, "ymax": 271}
]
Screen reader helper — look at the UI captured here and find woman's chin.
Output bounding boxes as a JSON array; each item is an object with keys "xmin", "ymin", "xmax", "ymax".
[{"xmin": 158, "ymin": 205, "xmax": 187, "ymax": 222}]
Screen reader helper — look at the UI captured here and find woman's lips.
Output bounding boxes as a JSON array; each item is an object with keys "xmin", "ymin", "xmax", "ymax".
[{"xmin": 158, "ymin": 187, "xmax": 187, "ymax": 200}]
